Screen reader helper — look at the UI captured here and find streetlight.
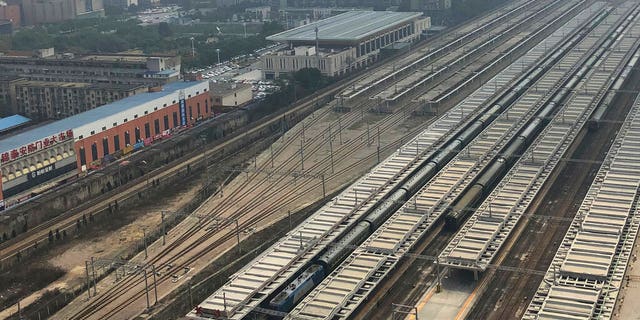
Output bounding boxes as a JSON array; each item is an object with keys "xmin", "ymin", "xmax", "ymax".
[
  {"xmin": 190, "ymin": 37, "xmax": 195, "ymax": 57},
  {"xmin": 215, "ymin": 48, "xmax": 221, "ymax": 65}
]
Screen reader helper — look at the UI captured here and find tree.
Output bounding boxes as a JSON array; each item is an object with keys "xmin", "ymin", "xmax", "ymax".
[
  {"xmin": 158, "ymin": 22, "xmax": 173, "ymax": 37},
  {"xmin": 293, "ymin": 68, "xmax": 327, "ymax": 92}
]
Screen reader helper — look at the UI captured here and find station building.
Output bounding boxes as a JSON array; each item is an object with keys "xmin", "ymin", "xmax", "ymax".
[
  {"xmin": 262, "ymin": 10, "xmax": 430, "ymax": 78},
  {"xmin": 0, "ymin": 80, "xmax": 212, "ymax": 210}
]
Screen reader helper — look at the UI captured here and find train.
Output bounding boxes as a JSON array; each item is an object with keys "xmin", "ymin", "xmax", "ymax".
[
  {"xmin": 263, "ymin": 9, "xmax": 612, "ymax": 314},
  {"xmin": 588, "ymin": 46, "xmax": 640, "ymax": 130},
  {"xmin": 444, "ymin": 5, "xmax": 636, "ymax": 230}
]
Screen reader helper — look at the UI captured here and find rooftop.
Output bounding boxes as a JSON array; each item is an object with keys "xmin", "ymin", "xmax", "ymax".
[
  {"xmin": 12, "ymin": 80, "xmax": 146, "ymax": 91},
  {"xmin": 0, "ymin": 115, "xmax": 30, "ymax": 134},
  {"xmin": 210, "ymin": 82, "xmax": 251, "ymax": 96},
  {"xmin": 266, "ymin": 11, "xmax": 422, "ymax": 43},
  {"xmin": 0, "ymin": 81, "xmax": 203, "ymax": 153}
]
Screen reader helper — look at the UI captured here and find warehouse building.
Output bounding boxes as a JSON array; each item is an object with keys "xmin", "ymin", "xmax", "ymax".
[
  {"xmin": 0, "ymin": 80, "xmax": 211, "ymax": 210},
  {"xmin": 262, "ymin": 10, "xmax": 430, "ymax": 78}
]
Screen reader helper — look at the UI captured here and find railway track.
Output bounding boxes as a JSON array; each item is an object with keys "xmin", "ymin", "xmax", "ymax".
[
  {"xmin": 11, "ymin": 1, "xmax": 576, "ymax": 319},
  {"xmin": 52, "ymin": 5, "xmax": 564, "ymax": 319}
]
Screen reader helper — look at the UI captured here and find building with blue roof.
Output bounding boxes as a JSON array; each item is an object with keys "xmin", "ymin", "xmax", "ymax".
[
  {"xmin": 0, "ymin": 80, "xmax": 213, "ymax": 209},
  {"xmin": 0, "ymin": 115, "xmax": 30, "ymax": 134}
]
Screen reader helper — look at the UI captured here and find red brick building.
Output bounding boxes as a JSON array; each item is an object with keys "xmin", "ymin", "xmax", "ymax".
[{"xmin": 0, "ymin": 81, "xmax": 212, "ymax": 210}]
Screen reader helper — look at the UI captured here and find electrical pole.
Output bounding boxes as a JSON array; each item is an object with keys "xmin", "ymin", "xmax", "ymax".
[
  {"xmin": 329, "ymin": 130, "xmax": 334, "ymax": 174},
  {"xmin": 288, "ymin": 210, "xmax": 292, "ymax": 230},
  {"xmin": 161, "ymin": 211, "xmax": 166, "ymax": 246},
  {"xmin": 338, "ymin": 117, "xmax": 342, "ymax": 144},
  {"xmin": 85, "ymin": 261, "xmax": 91, "ymax": 299},
  {"xmin": 91, "ymin": 257, "xmax": 97, "ymax": 296},
  {"xmin": 143, "ymin": 269, "xmax": 150, "ymax": 309},
  {"xmin": 152, "ymin": 265, "xmax": 158, "ymax": 305},
  {"xmin": 143, "ymin": 228, "xmax": 148, "ymax": 260},
  {"xmin": 436, "ymin": 258, "xmax": 442, "ymax": 293},
  {"xmin": 300, "ymin": 138, "xmax": 304, "ymax": 171},
  {"xmin": 235, "ymin": 219, "xmax": 241, "ymax": 254},
  {"xmin": 377, "ymin": 127, "xmax": 381, "ymax": 163}
]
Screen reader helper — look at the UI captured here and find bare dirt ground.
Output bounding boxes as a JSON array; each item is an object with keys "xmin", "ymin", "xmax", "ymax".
[{"xmin": 0, "ymin": 174, "xmax": 204, "ymax": 319}]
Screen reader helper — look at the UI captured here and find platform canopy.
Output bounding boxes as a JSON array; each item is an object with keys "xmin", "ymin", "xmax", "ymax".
[{"xmin": 267, "ymin": 11, "xmax": 422, "ymax": 44}]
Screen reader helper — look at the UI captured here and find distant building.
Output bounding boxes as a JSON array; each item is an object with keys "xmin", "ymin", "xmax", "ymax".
[
  {"xmin": 0, "ymin": 2, "xmax": 20, "ymax": 28},
  {"xmin": 210, "ymin": 82, "xmax": 252, "ymax": 110},
  {"xmin": 262, "ymin": 11, "xmax": 430, "ymax": 78},
  {"xmin": 245, "ymin": 6, "xmax": 271, "ymax": 21},
  {"xmin": 410, "ymin": 0, "xmax": 451, "ymax": 11},
  {"xmin": 103, "ymin": 0, "xmax": 137, "ymax": 9},
  {"xmin": 0, "ymin": 50, "xmax": 181, "ymax": 86},
  {"xmin": 21, "ymin": 0, "xmax": 104, "ymax": 25},
  {"xmin": 10, "ymin": 80, "xmax": 148, "ymax": 120}
]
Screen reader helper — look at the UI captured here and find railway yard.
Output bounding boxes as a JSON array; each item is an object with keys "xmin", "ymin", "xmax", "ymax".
[{"xmin": 3, "ymin": 0, "xmax": 640, "ymax": 319}]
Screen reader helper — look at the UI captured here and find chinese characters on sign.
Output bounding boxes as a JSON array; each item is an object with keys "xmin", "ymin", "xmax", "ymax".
[{"xmin": 1, "ymin": 130, "xmax": 73, "ymax": 164}]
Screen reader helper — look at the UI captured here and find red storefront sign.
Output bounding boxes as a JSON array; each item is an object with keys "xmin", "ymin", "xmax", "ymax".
[{"xmin": 1, "ymin": 129, "xmax": 74, "ymax": 164}]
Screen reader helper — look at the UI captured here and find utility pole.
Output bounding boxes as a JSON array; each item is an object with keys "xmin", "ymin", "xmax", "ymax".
[
  {"xmin": 91, "ymin": 257, "xmax": 97, "ymax": 296},
  {"xmin": 143, "ymin": 269, "xmax": 150, "ymax": 309},
  {"xmin": 152, "ymin": 265, "xmax": 158, "ymax": 305},
  {"xmin": 377, "ymin": 127, "xmax": 381, "ymax": 163},
  {"xmin": 338, "ymin": 117, "xmax": 342, "ymax": 144},
  {"xmin": 270, "ymin": 144, "xmax": 274, "ymax": 168},
  {"xmin": 85, "ymin": 261, "xmax": 91, "ymax": 299},
  {"xmin": 300, "ymin": 137, "xmax": 305, "ymax": 171},
  {"xmin": 161, "ymin": 211, "xmax": 166, "ymax": 246},
  {"xmin": 329, "ymin": 131, "xmax": 334, "ymax": 174},
  {"xmin": 235, "ymin": 219, "xmax": 241, "ymax": 254},
  {"xmin": 143, "ymin": 228, "xmax": 148, "ymax": 260},
  {"xmin": 435, "ymin": 258, "xmax": 442, "ymax": 293},
  {"xmin": 288, "ymin": 210, "xmax": 292, "ymax": 230},
  {"xmin": 321, "ymin": 174, "xmax": 326, "ymax": 199}
]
